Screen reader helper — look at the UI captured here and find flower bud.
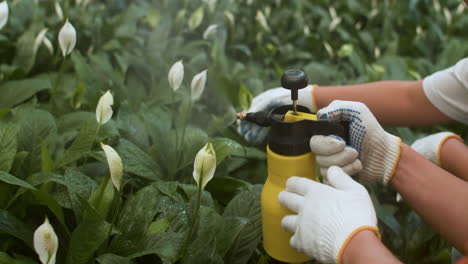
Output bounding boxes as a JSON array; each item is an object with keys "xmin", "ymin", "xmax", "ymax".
[
  {"xmin": 203, "ymin": 24, "xmax": 218, "ymax": 39},
  {"xmin": 193, "ymin": 142, "xmax": 216, "ymax": 189},
  {"xmin": 168, "ymin": 60, "xmax": 184, "ymax": 91},
  {"xmin": 54, "ymin": 1, "xmax": 63, "ymax": 21},
  {"xmin": 95, "ymin": 90, "xmax": 113, "ymax": 125},
  {"xmin": 34, "ymin": 218, "xmax": 58, "ymax": 264},
  {"xmin": 0, "ymin": 1, "xmax": 8, "ymax": 30},
  {"xmin": 33, "ymin": 28, "xmax": 49, "ymax": 56},
  {"xmin": 58, "ymin": 19, "xmax": 76, "ymax": 57},
  {"xmin": 191, "ymin": 70, "xmax": 207, "ymax": 101},
  {"xmin": 101, "ymin": 143, "xmax": 123, "ymax": 191}
]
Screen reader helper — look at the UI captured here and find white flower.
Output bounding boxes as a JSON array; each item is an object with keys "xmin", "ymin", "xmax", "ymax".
[
  {"xmin": 203, "ymin": 24, "xmax": 218, "ymax": 39},
  {"xmin": 43, "ymin": 37, "xmax": 54, "ymax": 55},
  {"xmin": 95, "ymin": 90, "xmax": 113, "ymax": 125},
  {"xmin": 58, "ymin": 19, "xmax": 76, "ymax": 57},
  {"xmin": 34, "ymin": 218, "xmax": 58, "ymax": 264},
  {"xmin": 168, "ymin": 60, "xmax": 184, "ymax": 91},
  {"xmin": 224, "ymin": 11, "xmax": 235, "ymax": 27},
  {"xmin": 33, "ymin": 28, "xmax": 49, "ymax": 55},
  {"xmin": 54, "ymin": 1, "xmax": 63, "ymax": 21},
  {"xmin": 101, "ymin": 143, "xmax": 123, "ymax": 191},
  {"xmin": 0, "ymin": 1, "xmax": 8, "ymax": 30},
  {"xmin": 191, "ymin": 70, "xmax": 207, "ymax": 101},
  {"xmin": 193, "ymin": 142, "xmax": 216, "ymax": 189},
  {"xmin": 256, "ymin": 10, "xmax": 270, "ymax": 32}
]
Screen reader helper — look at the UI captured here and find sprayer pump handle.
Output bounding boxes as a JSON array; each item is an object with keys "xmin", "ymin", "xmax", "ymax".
[{"xmin": 281, "ymin": 70, "xmax": 309, "ymax": 101}]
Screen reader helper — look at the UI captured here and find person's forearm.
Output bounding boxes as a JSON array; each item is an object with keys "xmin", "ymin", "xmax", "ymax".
[
  {"xmin": 341, "ymin": 230, "xmax": 402, "ymax": 264},
  {"xmin": 390, "ymin": 144, "xmax": 468, "ymax": 253},
  {"xmin": 440, "ymin": 137, "xmax": 468, "ymax": 182},
  {"xmin": 314, "ymin": 81, "xmax": 452, "ymax": 126}
]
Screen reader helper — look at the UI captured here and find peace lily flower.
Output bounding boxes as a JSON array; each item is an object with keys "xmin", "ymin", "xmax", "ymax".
[
  {"xmin": 193, "ymin": 142, "xmax": 216, "ymax": 189},
  {"xmin": 34, "ymin": 218, "xmax": 58, "ymax": 264},
  {"xmin": 96, "ymin": 90, "xmax": 113, "ymax": 125},
  {"xmin": 203, "ymin": 24, "xmax": 218, "ymax": 39},
  {"xmin": 168, "ymin": 60, "xmax": 184, "ymax": 91},
  {"xmin": 54, "ymin": 1, "xmax": 63, "ymax": 21},
  {"xmin": 58, "ymin": 19, "xmax": 76, "ymax": 57},
  {"xmin": 0, "ymin": 1, "xmax": 8, "ymax": 30},
  {"xmin": 255, "ymin": 10, "xmax": 270, "ymax": 32},
  {"xmin": 191, "ymin": 70, "xmax": 207, "ymax": 101},
  {"xmin": 43, "ymin": 37, "xmax": 54, "ymax": 55},
  {"xmin": 33, "ymin": 28, "xmax": 49, "ymax": 55},
  {"xmin": 101, "ymin": 143, "xmax": 123, "ymax": 191}
]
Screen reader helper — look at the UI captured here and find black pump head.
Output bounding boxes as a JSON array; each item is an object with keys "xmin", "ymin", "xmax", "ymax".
[{"xmin": 281, "ymin": 70, "xmax": 309, "ymax": 101}]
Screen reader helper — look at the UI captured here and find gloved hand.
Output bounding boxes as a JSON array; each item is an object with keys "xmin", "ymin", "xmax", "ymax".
[
  {"xmin": 310, "ymin": 135, "xmax": 362, "ymax": 178},
  {"xmin": 411, "ymin": 132, "xmax": 463, "ymax": 166},
  {"xmin": 237, "ymin": 85, "xmax": 317, "ymax": 144},
  {"xmin": 317, "ymin": 100, "xmax": 402, "ymax": 184},
  {"xmin": 279, "ymin": 166, "xmax": 378, "ymax": 263}
]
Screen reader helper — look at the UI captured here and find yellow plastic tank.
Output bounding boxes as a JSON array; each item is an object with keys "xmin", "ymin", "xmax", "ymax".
[{"xmin": 261, "ymin": 111, "xmax": 318, "ymax": 263}]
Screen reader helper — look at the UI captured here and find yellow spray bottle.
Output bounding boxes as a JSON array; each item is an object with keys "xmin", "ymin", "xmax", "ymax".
[{"xmin": 237, "ymin": 70, "xmax": 349, "ymax": 263}]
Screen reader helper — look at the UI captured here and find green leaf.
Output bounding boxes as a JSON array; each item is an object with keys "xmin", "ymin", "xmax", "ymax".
[
  {"xmin": 12, "ymin": 26, "xmax": 38, "ymax": 74},
  {"xmin": 60, "ymin": 119, "xmax": 97, "ymax": 166},
  {"xmin": 212, "ymin": 137, "xmax": 243, "ymax": 165},
  {"xmin": 50, "ymin": 170, "xmax": 98, "ymax": 220},
  {"xmin": 0, "ymin": 209, "xmax": 34, "ymax": 249},
  {"xmin": 0, "ymin": 252, "xmax": 37, "ymax": 264},
  {"xmin": 0, "ymin": 122, "xmax": 18, "ymax": 172},
  {"xmin": 96, "ymin": 254, "xmax": 133, "ymax": 264},
  {"xmin": 238, "ymin": 84, "xmax": 253, "ymax": 110},
  {"xmin": 66, "ymin": 220, "xmax": 112, "ymax": 264},
  {"xmin": 31, "ymin": 190, "xmax": 69, "ymax": 234},
  {"xmin": 40, "ymin": 141, "xmax": 54, "ymax": 173},
  {"xmin": 16, "ymin": 108, "xmax": 57, "ymax": 173},
  {"xmin": 0, "ymin": 78, "xmax": 51, "ymax": 108},
  {"xmin": 128, "ymin": 232, "xmax": 185, "ymax": 263},
  {"xmin": 205, "ymin": 176, "xmax": 250, "ymax": 205},
  {"xmin": 223, "ymin": 185, "xmax": 263, "ymax": 264},
  {"xmin": 0, "ymin": 172, "xmax": 37, "ymax": 190},
  {"xmin": 110, "ymin": 186, "xmax": 161, "ymax": 253},
  {"xmin": 146, "ymin": 218, "xmax": 171, "ymax": 236},
  {"xmin": 188, "ymin": 7, "xmax": 204, "ymax": 30},
  {"xmin": 183, "ymin": 206, "xmax": 224, "ymax": 264},
  {"xmin": 217, "ymin": 217, "xmax": 249, "ymax": 257},
  {"xmin": 116, "ymin": 139, "xmax": 161, "ymax": 181},
  {"xmin": 85, "ymin": 176, "xmax": 114, "ymax": 221}
]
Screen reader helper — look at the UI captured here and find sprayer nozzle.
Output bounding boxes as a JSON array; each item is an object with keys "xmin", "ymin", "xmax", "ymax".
[{"xmin": 236, "ymin": 112, "xmax": 247, "ymax": 120}]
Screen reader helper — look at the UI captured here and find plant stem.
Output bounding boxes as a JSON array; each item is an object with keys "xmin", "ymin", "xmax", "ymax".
[
  {"xmin": 181, "ymin": 183, "xmax": 202, "ymax": 259},
  {"xmin": 51, "ymin": 56, "xmax": 67, "ymax": 110},
  {"xmin": 170, "ymin": 89, "xmax": 179, "ymax": 180},
  {"xmin": 106, "ymin": 189, "xmax": 122, "ymax": 248}
]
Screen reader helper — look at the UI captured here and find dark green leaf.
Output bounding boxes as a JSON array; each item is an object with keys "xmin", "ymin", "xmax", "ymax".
[
  {"xmin": 116, "ymin": 139, "xmax": 161, "ymax": 180},
  {"xmin": 0, "ymin": 122, "xmax": 18, "ymax": 172},
  {"xmin": 0, "ymin": 78, "xmax": 50, "ymax": 108},
  {"xmin": 66, "ymin": 220, "xmax": 112, "ymax": 264},
  {"xmin": 0, "ymin": 209, "xmax": 34, "ymax": 248},
  {"xmin": 223, "ymin": 185, "xmax": 263, "ymax": 264},
  {"xmin": 96, "ymin": 254, "xmax": 133, "ymax": 264},
  {"xmin": 0, "ymin": 172, "xmax": 37, "ymax": 190}
]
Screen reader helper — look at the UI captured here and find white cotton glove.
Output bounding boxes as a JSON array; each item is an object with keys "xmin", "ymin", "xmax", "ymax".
[
  {"xmin": 317, "ymin": 100, "xmax": 402, "ymax": 184},
  {"xmin": 278, "ymin": 166, "xmax": 379, "ymax": 264},
  {"xmin": 237, "ymin": 85, "xmax": 317, "ymax": 144},
  {"xmin": 411, "ymin": 132, "xmax": 463, "ymax": 166},
  {"xmin": 310, "ymin": 135, "xmax": 362, "ymax": 178}
]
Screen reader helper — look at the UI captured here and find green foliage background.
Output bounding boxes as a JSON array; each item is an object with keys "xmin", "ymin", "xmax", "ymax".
[{"xmin": 0, "ymin": 0, "xmax": 467, "ymax": 263}]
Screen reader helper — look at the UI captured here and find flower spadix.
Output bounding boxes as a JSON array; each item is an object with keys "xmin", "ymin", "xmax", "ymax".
[
  {"xmin": 101, "ymin": 143, "xmax": 123, "ymax": 191},
  {"xmin": 58, "ymin": 19, "xmax": 76, "ymax": 57},
  {"xmin": 168, "ymin": 60, "xmax": 184, "ymax": 91},
  {"xmin": 96, "ymin": 90, "xmax": 113, "ymax": 125},
  {"xmin": 191, "ymin": 70, "xmax": 207, "ymax": 101},
  {"xmin": 193, "ymin": 142, "xmax": 216, "ymax": 189},
  {"xmin": 0, "ymin": 1, "xmax": 8, "ymax": 30},
  {"xmin": 34, "ymin": 217, "xmax": 58, "ymax": 264}
]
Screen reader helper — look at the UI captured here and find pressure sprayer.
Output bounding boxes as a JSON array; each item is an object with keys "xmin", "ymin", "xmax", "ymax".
[{"xmin": 237, "ymin": 70, "xmax": 349, "ymax": 263}]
